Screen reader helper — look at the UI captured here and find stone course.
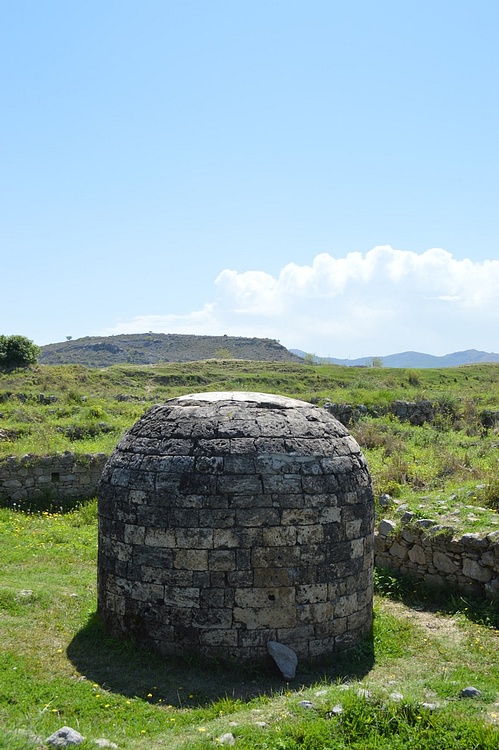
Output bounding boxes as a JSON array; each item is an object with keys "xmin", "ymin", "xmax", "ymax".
[
  {"xmin": 375, "ymin": 514, "xmax": 499, "ymax": 600},
  {"xmin": 97, "ymin": 391, "xmax": 375, "ymax": 662},
  {"xmin": 0, "ymin": 452, "xmax": 107, "ymax": 505}
]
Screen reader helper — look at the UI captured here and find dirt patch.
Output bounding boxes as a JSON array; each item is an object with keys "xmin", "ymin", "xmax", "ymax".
[{"xmin": 377, "ymin": 598, "xmax": 466, "ymax": 645}]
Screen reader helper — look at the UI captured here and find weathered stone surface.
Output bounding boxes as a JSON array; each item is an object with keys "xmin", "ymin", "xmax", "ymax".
[
  {"xmin": 433, "ymin": 550, "xmax": 459, "ymax": 574},
  {"xmin": 45, "ymin": 727, "xmax": 85, "ymax": 747},
  {"xmin": 378, "ymin": 519, "xmax": 396, "ymax": 536},
  {"xmin": 463, "ymin": 558, "xmax": 492, "ymax": 582},
  {"xmin": 267, "ymin": 640, "xmax": 298, "ymax": 679},
  {"xmin": 408, "ymin": 544, "xmax": 426, "ymax": 565},
  {"xmin": 98, "ymin": 391, "xmax": 374, "ymax": 662}
]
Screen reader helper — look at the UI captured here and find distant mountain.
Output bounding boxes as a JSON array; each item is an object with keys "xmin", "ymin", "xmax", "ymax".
[
  {"xmin": 290, "ymin": 349, "xmax": 499, "ymax": 368},
  {"xmin": 39, "ymin": 333, "xmax": 304, "ymax": 368}
]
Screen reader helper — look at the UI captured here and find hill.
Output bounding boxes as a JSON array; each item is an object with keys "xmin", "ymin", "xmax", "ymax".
[
  {"xmin": 290, "ymin": 348, "xmax": 499, "ymax": 368},
  {"xmin": 38, "ymin": 333, "xmax": 304, "ymax": 367}
]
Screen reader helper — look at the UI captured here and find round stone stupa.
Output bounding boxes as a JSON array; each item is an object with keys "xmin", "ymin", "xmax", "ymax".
[{"xmin": 97, "ymin": 391, "xmax": 374, "ymax": 662}]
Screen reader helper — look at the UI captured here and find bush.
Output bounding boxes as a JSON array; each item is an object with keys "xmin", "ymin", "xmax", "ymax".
[{"xmin": 0, "ymin": 335, "xmax": 39, "ymax": 370}]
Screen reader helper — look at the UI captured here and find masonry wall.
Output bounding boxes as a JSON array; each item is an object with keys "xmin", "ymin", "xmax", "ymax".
[
  {"xmin": 0, "ymin": 452, "xmax": 108, "ymax": 505},
  {"xmin": 375, "ymin": 516, "xmax": 499, "ymax": 601}
]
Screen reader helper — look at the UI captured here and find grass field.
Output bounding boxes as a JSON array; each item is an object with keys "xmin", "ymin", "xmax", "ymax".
[
  {"xmin": 0, "ymin": 500, "xmax": 498, "ymax": 749},
  {"xmin": 2, "ymin": 360, "xmax": 499, "ymax": 531},
  {"xmin": 1, "ymin": 361, "xmax": 499, "ymax": 747}
]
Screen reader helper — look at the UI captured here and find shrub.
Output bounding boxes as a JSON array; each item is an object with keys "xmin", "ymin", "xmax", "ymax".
[{"xmin": 0, "ymin": 335, "xmax": 39, "ymax": 370}]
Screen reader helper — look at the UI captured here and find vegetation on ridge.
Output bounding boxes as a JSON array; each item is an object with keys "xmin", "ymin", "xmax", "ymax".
[{"xmin": 37, "ymin": 333, "xmax": 304, "ymax": 367}]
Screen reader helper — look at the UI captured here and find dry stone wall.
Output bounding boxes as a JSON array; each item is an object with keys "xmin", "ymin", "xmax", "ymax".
[
  {"xmin": 0, "ymin": 452, "xmax": 107, "ymax": 505},
  {"xmin": 375, "ymin": 515, "xmax": 499, "ymax": 601}
]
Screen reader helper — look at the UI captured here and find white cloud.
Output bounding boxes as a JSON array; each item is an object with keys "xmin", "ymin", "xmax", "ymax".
[{"xmin": 101, "ymin": 246, "xmax": 499, "ymax": 358}]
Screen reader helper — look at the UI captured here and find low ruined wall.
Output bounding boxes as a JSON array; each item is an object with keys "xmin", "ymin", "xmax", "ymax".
[
  {"xmin": 0, "ymin": 452, "xmax": 108, "ymax": 505},
  {"xmin": 375, "ymin": 515, "xmax": 499, "ymax": 601}
]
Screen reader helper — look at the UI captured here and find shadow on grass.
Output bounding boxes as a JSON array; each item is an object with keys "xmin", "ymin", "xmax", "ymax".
[
  {"xmin": 67, "ymin": 612, "xmax": 374, "ymax": 707},
  {"xmin": 374, "ymin": 567, "xmax": 499, "ymax": 630}
]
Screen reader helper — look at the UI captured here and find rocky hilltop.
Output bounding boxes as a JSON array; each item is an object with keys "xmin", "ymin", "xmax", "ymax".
[{"xmin": 39, "ymin": 333, "xmax": 304, "ymax": 368}]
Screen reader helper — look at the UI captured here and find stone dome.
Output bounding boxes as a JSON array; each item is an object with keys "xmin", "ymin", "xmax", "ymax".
[{"xmin": 97, "ymin": 391, "xmax": 374, "ymax": 663}]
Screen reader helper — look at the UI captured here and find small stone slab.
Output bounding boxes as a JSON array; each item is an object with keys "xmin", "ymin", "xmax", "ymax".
[
  {"xmin": 267, "ymin": 641, "xmax": 298, "ymax": 679},
  {"xmin": 45, "ymin": 726, "xmax": 85, "ymax": 747},
  {"xmin": 297, "ymin": 700, "xmax": 315, "ymax": 709},
  {"xmin": 216, "ymin": 733, "xmax": 236, "ymax": 745}
]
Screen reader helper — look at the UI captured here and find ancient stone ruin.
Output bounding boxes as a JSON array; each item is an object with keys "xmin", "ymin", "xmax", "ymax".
[{"xmin": 97, "ymin": 391, "xmax": 374, "ymax": 663}]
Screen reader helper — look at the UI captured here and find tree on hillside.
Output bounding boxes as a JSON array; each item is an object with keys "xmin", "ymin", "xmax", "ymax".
[{"xmin": 0, "ymin": 335, "xmax": 40, "ymax": 369}]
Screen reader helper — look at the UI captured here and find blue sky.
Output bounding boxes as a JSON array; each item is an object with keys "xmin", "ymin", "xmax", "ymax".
[{"xmin": 2, "ymin": 0, "xmax": 499, "ymax": 358}]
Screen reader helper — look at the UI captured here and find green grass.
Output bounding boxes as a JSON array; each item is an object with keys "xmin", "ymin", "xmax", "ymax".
[
  {"xmin": 0, "ymin": 502, "xmax": 498, "ymax": 749},
  {"xmin": 4, "ymin": 360, "xmax": 499, "ymax": 531}
]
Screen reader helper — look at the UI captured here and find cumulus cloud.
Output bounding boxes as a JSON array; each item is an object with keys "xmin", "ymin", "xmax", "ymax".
[{"xmin": 102, "ymin": 246, "xmax": 499, "ymax": 358}]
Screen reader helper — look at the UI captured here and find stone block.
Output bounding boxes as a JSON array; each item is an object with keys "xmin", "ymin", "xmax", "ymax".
[
  {"xmin": 408, "ymin": 544, "xmax": 426, "ymax": 565},
  {"xmin": 164, "ymin": 587, "xmax": 200, "ymax": 608},
  {"xmin": 144, "ymin": 528, "xmax": 176, "ymax": 548},
  {"xmin": 296, "ymin": 525, "xmax": 323, "ymax": 545},
  {"xmin": 213, "ymin": 527, "xmax": 262, "ymax": 548},
  {"xmin": 281, "ymin": 508, "xmax": 318, "ymax": 525},
  {"xmin": 462, "ymin": 558, "xmax": 492, "ymax": 582},
  {"xmin": 208, "ymin": 549, "xmax": 236, "ymax": 571},
  {"xmin": 459, "ymin": 533, "xmax": 489, "ymax": 550},
  {"xmin": 124, "ymin": 524, "xmax": 146, "ymax": 545},
  {"xmin": 262, "ymin": 474, "xmax": 302, "ymax": 493},
  {"xmin": 234, "ymin": 587, "xmax": 295, "ymax": 609},
  {"xmin": 198, "ymin": 509, "xmax": 235, "ymax": 528},
  {"xmin": 389, "ymin": 541, "xmax": 408, "ymax": 560},
  {"xmin": 233, "ymin": 605, "xmax": 296, "ymax": 629},
  {"xmin": 133, "ymin": 546, "xmax": 173, "ymax": 568},
  {"xmin": 295, "ymin": 584, "xmax": 328, "ymax": 604},
  {"xmin": 199, "ymin": 629, "xmax": 238, "ymax": 647},
  {"xmin": 237, "ymin": 508, "xmax": 280, "ymax": 527},
  {"xmin": 251, "ymin": 546, "xmax": 301, "ymax": 568},
  {"xmin": 173, "ymin": 549, "xmax": 209, "ymax": 571},
  {"xmin": 433, "ymin": 550, "xmax": 459, "ymax": 574},
  {"xmin": 263, "ymin": 526, "xmax": 298, "ymax": 546},
  {"xmin": 130, "ymin": 582, "xmax": 164, "ymax": 602},
  {"xmin": 175, "ymin": 527, "xmax": 213, "ymax": 549}
]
